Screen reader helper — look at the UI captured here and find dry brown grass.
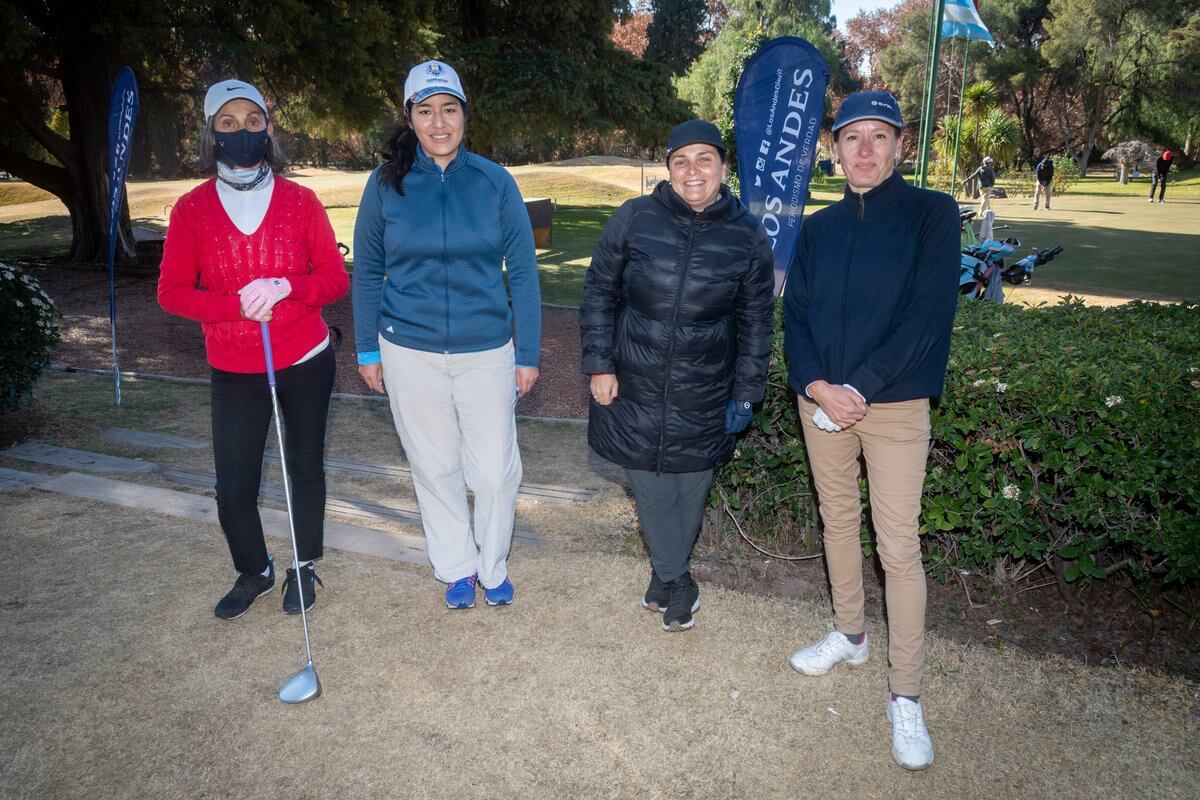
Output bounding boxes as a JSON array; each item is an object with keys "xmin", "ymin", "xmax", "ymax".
[{"xmin": 0, "ymin": 491, "xmax": 1197, "ymax": 800}]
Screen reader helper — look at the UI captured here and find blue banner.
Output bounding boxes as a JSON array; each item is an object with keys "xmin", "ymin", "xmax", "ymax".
[
  {"xmin": 105, "ymin": 66, "xmax": 139, "ymax": 405},
  {"xmin": 734, "ymin": 37, "xmax": 829, "ymax": 295}
]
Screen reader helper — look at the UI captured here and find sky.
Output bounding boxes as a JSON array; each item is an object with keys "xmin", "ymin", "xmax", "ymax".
[{"xmin": 830, "ymin": 0, "xmax": 900, "ymax": 29}]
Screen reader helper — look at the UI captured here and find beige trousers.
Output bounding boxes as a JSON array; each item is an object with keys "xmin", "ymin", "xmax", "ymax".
[
  {"xmin": 798, "ymin": 396, "xmax": 931, "ymax": 697},
  {"xmin": 1033, "ymin": 181, "xmax": 1053, "ymax": 209}
]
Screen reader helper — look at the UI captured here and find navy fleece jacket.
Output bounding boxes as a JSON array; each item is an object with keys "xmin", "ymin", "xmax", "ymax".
[
  {"xmin": 783, "ymin": 171, "xmax": 960, "ymax": 404},
  {"xmin": 352, "ymin": 147, "xmax": 541, "ymax": 367}
]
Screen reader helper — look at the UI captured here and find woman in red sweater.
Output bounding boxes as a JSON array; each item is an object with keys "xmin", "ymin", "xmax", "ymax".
[{"xmin": 158, "ymin": 80, "xmax": 348, "ymax": 621}]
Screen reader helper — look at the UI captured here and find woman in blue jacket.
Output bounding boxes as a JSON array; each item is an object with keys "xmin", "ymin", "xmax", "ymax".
[{"xmin": 352, "ymin": 60, "xmax": 541, "ymax": 610}]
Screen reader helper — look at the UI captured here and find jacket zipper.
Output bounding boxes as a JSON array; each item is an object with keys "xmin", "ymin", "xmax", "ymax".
[
  {"xmin": 441, "ymin": 169, "xmax": 449, "ymax": 354},
  {"xmin": 656, "ymin": 212, "xmax": 699, "ymax": 473},
  {"xmin": 837, "ymin": 192, "xmax": 865, "ymax": 382}
]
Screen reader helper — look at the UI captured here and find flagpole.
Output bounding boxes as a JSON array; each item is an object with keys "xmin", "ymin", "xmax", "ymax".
[
  {"xmin": 949, "ymin": 38, "xmax": 970, "ymax": 195},
  {"xmin": 916, "ymin": 0, "xmax": 947, "ymax": 188}
]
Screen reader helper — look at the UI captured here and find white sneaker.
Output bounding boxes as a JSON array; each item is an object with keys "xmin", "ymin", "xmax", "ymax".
[
  {"xmin": 789, "ymin": 630, "xmax": 869, "ymax": 676},
  {"xmin": 887, "ymin": 696, "xmax": 934, "ymax": 771}
]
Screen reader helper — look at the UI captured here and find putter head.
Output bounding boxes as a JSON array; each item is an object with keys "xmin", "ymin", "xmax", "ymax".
[{"xmin": 278, "ymin": 662, "xmax": 321, "ymax": 704}]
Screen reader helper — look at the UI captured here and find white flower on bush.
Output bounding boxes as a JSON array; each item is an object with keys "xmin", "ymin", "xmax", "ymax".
[
  {"xmin": 1001, "ymin": 484, "xmax": 1021, "ymax": 501},
  {"xmin": 1105, "ymin": 395, "xmax": 1123, "ymax": 408},
  {"xmin": 972, "ymin": 379, "xmax": 987, "ymax": 387},
  {"xmin": 995, "ymin": 382, "xmax": 1009, "ymax": 393},
  {"xmin": 993, "ymin": 332, "xmax": 1004, "ymax": 338}
]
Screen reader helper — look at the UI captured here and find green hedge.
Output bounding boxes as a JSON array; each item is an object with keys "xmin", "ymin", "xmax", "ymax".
[
  {"xmin": 1, "ymin": 262, "xmax": 59, "ymax": 411},
  {"xmin": 714, "ymin": 298, "xmax": 1200, "ymax": 586}
]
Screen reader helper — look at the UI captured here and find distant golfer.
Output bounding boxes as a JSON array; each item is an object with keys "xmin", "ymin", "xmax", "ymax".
[
  {"xmin": 1149, "ymin": 150, "xmax": 1173, "ymax": 203},
  {"xmin": 158, "ymin": 80, "xmax": 348, "ymax": 619},
  {"xmin": 352, "ymin": 60, "xmax": 540, "ymax": 610},
  {"xmin": 581, "ymin": 119, "xmax": 774, "ymax": 632},
  {"xmin": 783, "ymin": 91, "xmax": 959, "ymax": 771},
  {"xmin": 963, "ymin": 155, "xmax": 996, "ymax": 212},
  {"xmin": 1033, "ymin": 155, "xmax": 1054, "ymax": 210}
]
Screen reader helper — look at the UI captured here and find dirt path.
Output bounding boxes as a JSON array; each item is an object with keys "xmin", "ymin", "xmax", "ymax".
[
  {"xmin": 30, "ymin": 265, "xmax": 591, "ymax": 420},
  {"xmin": 0, "ymin": 492, "xmax": 1196, "ymax": 799}
]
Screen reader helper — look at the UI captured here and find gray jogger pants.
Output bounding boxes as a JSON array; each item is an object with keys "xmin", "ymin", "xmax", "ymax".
[{"xmin": 624, "ymin": 468, "xmax": 715, "ymax": 582}]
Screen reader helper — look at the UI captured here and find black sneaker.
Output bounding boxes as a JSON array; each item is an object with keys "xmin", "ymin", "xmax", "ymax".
[
  {"xmin": 642, "ymin": 569, "xmax": 670, "ymax": 613},
  {"xmin": 662, "ymin": 572, "xmax": 700, "ymax": 632},
  {"xmin": 282, "ymin": 562, "xmax": 323, "ymax": 615},
  {"xmin": 214, "ymin": 562, "xmax": 275, "ymax": 620}
]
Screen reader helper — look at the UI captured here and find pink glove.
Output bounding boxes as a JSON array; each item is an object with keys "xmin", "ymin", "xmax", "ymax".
[{"xmin": 238, "ymin": 277, "xmax": 291, "ymax": 318}]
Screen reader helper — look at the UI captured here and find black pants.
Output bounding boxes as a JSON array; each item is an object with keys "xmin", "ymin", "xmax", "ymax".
[
  {"xmin": 1150, "ymin": 173, "xmax": 1167, "ymax": 201},
  {"xmin": 210, "ymin": 346, "xmax": 335, "ymax": 575},
  {"xmin": 625, "ymin": 468, "xmax": 715, "ymax": 582}
]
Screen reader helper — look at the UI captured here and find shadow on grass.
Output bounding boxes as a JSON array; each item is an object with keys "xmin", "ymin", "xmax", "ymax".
[
  {"xmin": 0, "ymin": 215, "xmax": 71, "ymax": 259},
  {"xmin": 999, "ymin": 216, "xmax": 1200, "ymax": 301}
]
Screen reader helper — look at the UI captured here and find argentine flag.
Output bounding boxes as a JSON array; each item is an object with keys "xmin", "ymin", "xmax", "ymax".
[{"xmin": 942, "ymin": 0, "xmax": 995, "ymax": 42}]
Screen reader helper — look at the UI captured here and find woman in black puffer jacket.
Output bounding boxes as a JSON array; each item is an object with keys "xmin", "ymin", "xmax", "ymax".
[{"xmin": 580, "ymin": 119, "xmax": 775, "ymax": 633}]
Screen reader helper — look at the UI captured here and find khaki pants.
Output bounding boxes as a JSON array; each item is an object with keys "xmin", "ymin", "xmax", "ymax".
[
  {"xmin": 1033, "ymin": 181, "xmax": 1052, "ymax": 209},
  {"xmin": 978, "ymin": 186, "xmax": 995, "ymax": 215},
  {"xmin": 798, "ymin": 397, "xmax": 931, "ymax": 697}
]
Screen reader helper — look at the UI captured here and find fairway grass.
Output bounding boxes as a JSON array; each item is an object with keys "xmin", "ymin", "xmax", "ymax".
[{"xmin": 2, "ymin": 166, "xmax": 1196, "ymax": 306}]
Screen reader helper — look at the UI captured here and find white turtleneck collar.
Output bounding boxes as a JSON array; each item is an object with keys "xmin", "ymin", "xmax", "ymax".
[{"xmin": 215, "ymin": 162, "xmax": 275, "ymax": 235}]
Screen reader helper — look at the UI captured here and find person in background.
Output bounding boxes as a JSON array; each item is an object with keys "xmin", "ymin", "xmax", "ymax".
[
  {"xmin": 581, "ymin": 119, "xmax": 774, "ymax": 633},
  {"xmin": 158, "ymin": 80, "xmax": 348, "ymax": 620},
  {"xmin": 1033, "ymin": 154, "xmax": 1054, "ymax": 210},
  {"xmin": 1149, "ymin": 150, "xmax": 1173, "ymax": 203},
  {"xmin": 783, "ymin": 91, "xmax": 960, "ymax": 771},
  {"xmin": 963, "ymin": 155, "xmax": 996, "ymax": 213},
  {"xmin": 352, "ymin": 60, "xmax": 540, "ymax": 610}
]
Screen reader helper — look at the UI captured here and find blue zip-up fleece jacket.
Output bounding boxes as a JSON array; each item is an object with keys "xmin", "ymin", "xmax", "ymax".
[
  {"xmin": 352, "ymin": 147, "xmax": 541, "ymax": 367},
  {"xmin": 783, "ymin": 171, "xmax": 960, "ymax": 403}
]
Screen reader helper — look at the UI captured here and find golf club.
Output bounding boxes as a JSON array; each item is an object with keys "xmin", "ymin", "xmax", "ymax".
[{"xmin": 260, "ymin": 321, "xmax": 322, "ymax": 704}]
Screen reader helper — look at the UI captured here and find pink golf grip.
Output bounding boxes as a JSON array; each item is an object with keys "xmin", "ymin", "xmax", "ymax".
[{"xmin": 260, "ymin": 322, "xmax": 277, "ymax": 388}]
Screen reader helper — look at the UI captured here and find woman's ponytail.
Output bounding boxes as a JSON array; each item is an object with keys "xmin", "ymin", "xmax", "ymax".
[{"xmin": 379, "ymin": 108, "xmax": 418, "ymax": 195}]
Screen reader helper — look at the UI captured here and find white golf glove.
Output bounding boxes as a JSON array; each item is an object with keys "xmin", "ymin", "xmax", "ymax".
[{"xmin": 812, "ymin": 407, "xmax": 842, "ymax": 432}]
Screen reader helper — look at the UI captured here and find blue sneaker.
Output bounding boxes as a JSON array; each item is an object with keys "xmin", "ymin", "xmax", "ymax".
[
  {"xmin": 445, "ymin": 575, "xmax": 477, "ymax": 609},
  {"xmin": 483, "ymin": 578, "xmax": 514, "ymax": 606}
]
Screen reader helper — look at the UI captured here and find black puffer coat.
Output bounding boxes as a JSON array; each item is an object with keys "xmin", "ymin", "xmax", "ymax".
[{"xmin": 581, "ymin": 181, "xmax": 775, "ymax": 473}]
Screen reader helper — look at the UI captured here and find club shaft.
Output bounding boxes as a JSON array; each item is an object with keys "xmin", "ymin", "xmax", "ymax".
[{"xmin": 270, "ymin": 386, "xmax": 315, "ymax": 665}]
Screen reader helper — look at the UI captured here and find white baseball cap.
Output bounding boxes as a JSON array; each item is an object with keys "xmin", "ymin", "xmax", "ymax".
[
  {"xmin": 204, "ymin": 80, "xmax": 268, "ymax": 120},
  {"xmin": 403, "ymin": 60, "xmax": 467, "ymax": 106}
]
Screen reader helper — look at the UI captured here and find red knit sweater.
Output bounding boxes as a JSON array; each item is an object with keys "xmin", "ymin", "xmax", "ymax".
[{"xmin": 158, "ymin": 177, "xmax": 348, "ymax": 372}]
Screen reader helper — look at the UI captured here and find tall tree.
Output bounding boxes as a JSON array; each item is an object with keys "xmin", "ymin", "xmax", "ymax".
[
  {"xmin": 1041, "ymin": 0, "xmax": 1185, "ymax": 174},
  {"xmin": 439, "ymin": 0, "xmax": 689, "ymax": 160},
  {"xmin": 0, "ymin": 0, "xmax": 434, "ymax": 262},
  {"xmin": 677, "ymin": 0, "xmax": 852, "ymax": 124},
  {"xmin": 645, "ymin": 0, "xmax": 709, "ymax": 75}
]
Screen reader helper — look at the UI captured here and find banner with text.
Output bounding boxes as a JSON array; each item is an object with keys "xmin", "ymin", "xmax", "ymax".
[
  {"xmin": 105, "ymin": 66, "xmax": 139, "ymax": 405},
  {"xmin": 734, "ymin": 37, "xmax": 829, "ymax": 295}
]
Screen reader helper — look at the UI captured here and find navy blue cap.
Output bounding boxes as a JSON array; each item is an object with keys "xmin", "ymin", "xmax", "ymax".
[
  {"xmin": 666, "ymin": 119, "xmax": 726, "ymax": 161},
  {"xmin": 832, "ymin": 92, "xmax": 903, "ymax": 133}
]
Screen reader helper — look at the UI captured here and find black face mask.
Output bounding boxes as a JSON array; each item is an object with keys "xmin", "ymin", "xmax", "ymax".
[{"xmin": 215, "ymin": 128, "xmax": 270, "ymax": 168}]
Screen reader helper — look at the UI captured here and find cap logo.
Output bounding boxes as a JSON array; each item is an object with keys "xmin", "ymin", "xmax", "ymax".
[
  {"xmin": 426, "ymin": 62, "xmax": 445, "ymax": 76},
  {"xmin": 870, "ymin": 100, "xmax": 894, "ymax": 110}
]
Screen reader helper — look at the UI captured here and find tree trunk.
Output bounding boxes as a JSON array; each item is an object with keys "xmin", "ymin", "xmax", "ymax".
[
  {"xmin": 0, "ymin": 9, "xmax": 136, "ymax": 265},
  {"xmin": 61, "ymin": 28, "xmax": 134, "ymax": 264}
]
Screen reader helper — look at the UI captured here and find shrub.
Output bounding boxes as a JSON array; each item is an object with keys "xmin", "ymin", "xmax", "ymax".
[
  {"xmin": 714, "ymin": 298, "xmax": 1200, "ymax": 587},
  {"xmin": 0, "ymin": 263, "xmax": 59, "ymax": 411}
]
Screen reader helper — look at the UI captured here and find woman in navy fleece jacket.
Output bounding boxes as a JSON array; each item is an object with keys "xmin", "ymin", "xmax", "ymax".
[
  {"xmin": 352, "ymin": 61, "xmax": 540, "ymax": 611},
  {"xmin": 782, "ymin": 91, "xmax": 959, "ymax": 773}
]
